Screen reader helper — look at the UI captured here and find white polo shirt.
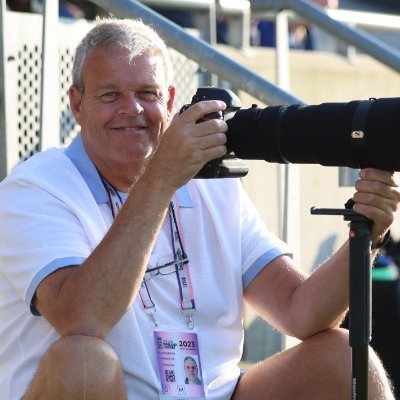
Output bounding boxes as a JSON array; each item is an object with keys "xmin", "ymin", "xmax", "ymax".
[{"xmin": 0, "ymin": 134, "xmax": 291, "ymax": 400}]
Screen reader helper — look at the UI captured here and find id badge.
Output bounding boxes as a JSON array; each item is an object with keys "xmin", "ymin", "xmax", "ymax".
[{"xmin": 154, "ymin": 330, "xmax": 206, "ymax": 399}]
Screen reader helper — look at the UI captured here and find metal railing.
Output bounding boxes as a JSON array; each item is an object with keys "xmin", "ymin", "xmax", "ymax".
[
  {"xmin": 138, "ymin": 0, "xmax": 218, "ymax": 45},
  {"xmin": 251, "ymin": 0, "xmax": 400, "ymax": 75},
  {"xmin": 138, "ymin": 0, "xmax": 251, "ymax": 49},
  {"xmin": 91, "ymin": 0, "xmax": 400, "ymax": 104}
]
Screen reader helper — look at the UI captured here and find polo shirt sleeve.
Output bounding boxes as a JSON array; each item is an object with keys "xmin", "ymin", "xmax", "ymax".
[
  {"xmin": 239, "ymin": 183, "xmax": 292, "ymax": 288},
  {"xmin": 0, "ymin": 180, "xmax": 91, "ymax": 313},
  {"xmin": 0, "ymin": 153, "xmax": 107, "ymax": 315}
]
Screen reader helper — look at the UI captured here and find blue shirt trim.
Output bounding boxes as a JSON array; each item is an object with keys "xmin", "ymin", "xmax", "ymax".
[
  {"xmin": 27, "ymin": 256, "xmax": 86, "ymax": 315},
  {"xmin": 176, "ymin": 185, "xmax": 193, "ymax": 208},
  {"xmin": 243, "ymin": 249, "xmax": 291, "ymax": 289},
  {"xmin": 64, "ymin": 133, "xmax": 108, "ymax": 204},
  {"xmin": 64, "ymin": 133, "xmax": 193, "ymax": 208}
]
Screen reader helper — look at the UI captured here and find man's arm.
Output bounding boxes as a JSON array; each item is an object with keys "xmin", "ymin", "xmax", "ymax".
[
  {"xmin": 34, "ymin": 100, "xmax": 228, "ymax": 339},
  {"xmin": 244, "ymin": 168, "xmax": 400, "ymax": 340}
]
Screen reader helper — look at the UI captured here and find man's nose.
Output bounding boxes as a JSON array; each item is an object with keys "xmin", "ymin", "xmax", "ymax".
[{"xmin": 118, "ymin": 93, "xmax": 143, "ymax": 115}]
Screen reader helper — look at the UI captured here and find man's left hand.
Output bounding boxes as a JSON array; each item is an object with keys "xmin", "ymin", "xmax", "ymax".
[{"xmin": 352, "ymin": 168, "xmax": 400, "ymax": 246}]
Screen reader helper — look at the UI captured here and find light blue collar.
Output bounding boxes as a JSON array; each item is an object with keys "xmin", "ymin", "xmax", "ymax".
[{"xmin": 64, "ymin": 133, "xmax": 193, "ymax": 207}]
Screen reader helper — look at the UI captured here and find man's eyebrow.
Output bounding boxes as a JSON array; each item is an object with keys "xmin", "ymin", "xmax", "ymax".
[
  {"xmin": 94, "ymin": 83, "xmax": 118, "ymax": 91},
  {"xmin": 139, "ymin": 84, "xmax": 163, "ymax": 91},
  {"xmin": 93, "ymin": 83, "xmax": 162, "ymax": 92}
]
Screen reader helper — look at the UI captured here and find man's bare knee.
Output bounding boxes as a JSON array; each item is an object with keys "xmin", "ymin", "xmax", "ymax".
[
  {"xmin": 304, "ymin": 327, "xmax": 350, "ymax": 360},
  {"xmin": 233, "ymin": 328, "xmax": 352, "ymax": 400},
  {"xmin": 48, "ymin": 335, "xmax": 123, "ymax": 387},
  {"xmin": 24, "ymin": 335, "xmax": 127, "ymax": 400},
  {"xmin": 234, "ymin": 328, "xmax": 390, "ymax": 400},
  {"xmin": 298, "ymin": 328, "xmax": 352, "ymax": 383},
  {"xmin": 292, "ymin": 328, "xmax": 393, "ymax": 400}
]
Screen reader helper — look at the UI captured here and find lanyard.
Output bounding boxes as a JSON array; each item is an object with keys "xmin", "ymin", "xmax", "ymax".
[
  {"xmin": 169, "ymin": 200, "xmax": 196, "ymax": 329},
  {"xmin": 101, "ymin": 179, "xmax": 196, "ymax": 329},
  {"xmin": 102, "ymin": 179, "xmax": 123, "ymax": 219}
]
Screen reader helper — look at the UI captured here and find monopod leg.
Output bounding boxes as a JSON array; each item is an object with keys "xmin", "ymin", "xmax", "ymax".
[
  {"xmin": 348, "ymin": 218, "xmax": 372, "ymax": 400},
  {"xmin": 311, "ymin": 207, "xmax": 372, "ymax": 400}
]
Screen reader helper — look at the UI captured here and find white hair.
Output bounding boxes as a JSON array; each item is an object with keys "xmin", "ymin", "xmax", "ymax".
[{"xmin": 72, "ymin": 17, "xmax": 174, "ymax": 93}]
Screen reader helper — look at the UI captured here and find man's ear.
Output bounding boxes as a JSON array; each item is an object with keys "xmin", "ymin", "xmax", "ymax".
[
  {"xmin": 167, "ymin": 85, "xmax": 176, "ymax": 115},
  {"xmin": 68, "ymin": 86, "xmax": 83, "ymax": 125}
]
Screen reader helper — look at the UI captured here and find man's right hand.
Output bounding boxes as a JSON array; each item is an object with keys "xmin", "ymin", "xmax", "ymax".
[{"xmin": 144, "ymin": 100, "xmax": 228, "ymax": 191}]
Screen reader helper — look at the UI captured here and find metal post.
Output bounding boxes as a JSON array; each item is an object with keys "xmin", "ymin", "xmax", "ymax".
[
  {"xmin": 0, "ymin": 0, "xmax": 7, "ymax": 179},
  {"xmin": 275, "ymin": 9, "xmax": 300, "ymax": 262},
  {"xmin": 39, "ymin": 0, "xmax": 60, "ymax": 150},
  {"xmin": 275, "ymin": 10, "xmax": 290, "ymax": 91},
  {"xmin": 193, "ymin": 2, "xmax": 218, "ymax": 86},
  {"xmin": 0, "ymin": 1, "xmax": 21, "ymax": 179},
  {"xmin": 339, "ymin": 167, "xmax": 359, "ymax": 187},
  {"xmin": 275, "ymin": 9, "xmax": 301, "ymax": 351},
  {"xmin": 218, "ymin": 0, "xmax": 251, "ymax": 50}
]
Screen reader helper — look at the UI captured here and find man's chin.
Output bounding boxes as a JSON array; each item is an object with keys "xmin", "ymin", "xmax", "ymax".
[{"xmin": 122, "ymin": 146, "xmax": 154, "ymax": 162}]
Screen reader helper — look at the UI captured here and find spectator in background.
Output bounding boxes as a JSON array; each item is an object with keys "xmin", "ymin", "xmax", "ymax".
[
  {"xmin": 59, "ymin": 0, "xmax": 85, "ymax": 19},
  {"xmin": 7, "ymin": 0, "xmax": 85, "ymax": 18},
  {"xmin": 6, "ymin": 0, "xmax": 31, "ymax": 12},
  {"xmin": 301, "ymin": 0, "xmax": 339, "ymax": 51},
  {"xmin": 252, "ymin": 0, "xmax": 339, "ymax": 50},
  {"xmin": 151, "ymin": 6, "xmax": 194, "ymax": 29},
  {"xmin": 251, "ymin": 18, "xmax": 275, "ymax": 47},
  {"xmin": 149, "ymin": 6, "xmax": 229, "ymax": 45},
  {"xmin": 313, "ymin": 0, "xmax": 338, "ymax": 8}
]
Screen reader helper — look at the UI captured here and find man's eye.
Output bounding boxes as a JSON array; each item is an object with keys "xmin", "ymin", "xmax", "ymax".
[
  {"xmin": 100, "ymin": 92, "xmax": 118, "ymax": 101},
  {"xmin": 138, "ymin": 91, "xmax": 159, "ymax": 101}
]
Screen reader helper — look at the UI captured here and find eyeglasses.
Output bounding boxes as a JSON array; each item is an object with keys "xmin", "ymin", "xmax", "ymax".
[{"xmin": 144, "ymin": 254, "xmax": 189, "ymax": 281}]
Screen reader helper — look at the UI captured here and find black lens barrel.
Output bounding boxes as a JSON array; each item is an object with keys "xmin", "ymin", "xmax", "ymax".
[{"xmin": 226, "ymin": 97, "xmax": 400, "ymax": 171}]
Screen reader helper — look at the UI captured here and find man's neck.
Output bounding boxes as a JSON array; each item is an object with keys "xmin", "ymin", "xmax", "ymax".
[{"xmin": 96, "ymin": 161, "xmax": 147, "ymax": 193}]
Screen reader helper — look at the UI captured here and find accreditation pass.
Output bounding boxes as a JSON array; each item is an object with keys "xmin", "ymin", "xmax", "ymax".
[{"xmin": 154, "ymin": 330, "xmax": 206, "ymax": 399}]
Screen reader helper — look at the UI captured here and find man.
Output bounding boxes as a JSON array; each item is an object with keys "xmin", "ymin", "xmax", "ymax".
[
  {"xmin": 0, "ymin": 18, "xmax": 398, "ymax": 400},
  {"xmin": 184, "ymin": 356, "xmax": 202, "ymax": 385}
]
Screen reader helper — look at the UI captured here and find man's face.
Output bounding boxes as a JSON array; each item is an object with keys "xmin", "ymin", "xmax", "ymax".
[
  {"xmin": 69, "ymin": 46, "xmax": 175, "ymax": 185},
  {"xmin": 185, "ymin": 359, "xmax": 198, "ymax": 379}
]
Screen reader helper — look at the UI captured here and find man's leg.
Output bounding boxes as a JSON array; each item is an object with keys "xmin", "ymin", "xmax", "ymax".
[
  {"xmin": 233, "ymin": 328, "xmax": 394, "ymax": 400},
  {"xmin": 23, "ymin": 335, "xmax": 127, "ymax": 400}
]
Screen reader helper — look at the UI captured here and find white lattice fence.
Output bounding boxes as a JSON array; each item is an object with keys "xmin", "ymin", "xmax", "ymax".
[{"xmin": 0, "ymin": 12, "xmax": 200, "ymax": 177}]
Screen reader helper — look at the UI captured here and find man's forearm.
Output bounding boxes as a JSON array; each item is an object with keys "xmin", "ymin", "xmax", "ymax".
[{"xmin": 290, "ymin": 242, "xmax": 351, "ymax": 339}]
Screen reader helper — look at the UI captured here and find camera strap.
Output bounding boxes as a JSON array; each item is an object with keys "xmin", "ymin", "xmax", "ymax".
[{"xmin": 350, "ymin": 99, "xmax": 374, "ymax": 168}]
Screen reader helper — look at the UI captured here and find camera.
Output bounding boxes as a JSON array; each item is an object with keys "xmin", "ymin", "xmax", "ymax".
[
  {"xmin": 180, "ymin": 87, "xmax": 249, "ymax": 178},
  {"xmin": 181, "ymin": 87, "xmax": 400, "ymax": 178}
]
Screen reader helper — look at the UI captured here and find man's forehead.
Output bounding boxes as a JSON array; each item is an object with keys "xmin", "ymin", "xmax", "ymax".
[
  {"xmin": 83, "ymin": 48, "xmax": 168, "ymax": 88},
  {"xmin": 90, "ymin": 45, "xmax": 164, "ymax": 65}
]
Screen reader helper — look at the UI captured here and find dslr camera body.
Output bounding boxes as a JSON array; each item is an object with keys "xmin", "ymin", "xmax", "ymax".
[{"xmin": 180, "ymin": 87, "xmax": 249, "ymax": 178}]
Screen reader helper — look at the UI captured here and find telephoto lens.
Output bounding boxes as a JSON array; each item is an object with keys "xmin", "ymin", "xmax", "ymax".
[{"xmin": 227, "ymin": 97, "xmax": 400, "ymax": 171}]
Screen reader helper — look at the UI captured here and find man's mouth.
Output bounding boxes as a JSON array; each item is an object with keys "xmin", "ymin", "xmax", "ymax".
[
  {"xmin": 112, "ymin": 126, "xmax": 147, "ymax": 133},
  {"xmin": 112, "ymin": 125, "xmax": 146, "ymax": 132}
]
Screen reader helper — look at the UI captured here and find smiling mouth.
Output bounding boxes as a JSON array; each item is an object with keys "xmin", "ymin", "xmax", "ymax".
[{"xmin": 113, "ymin": 126, "xmax": 146, "ymax": 131}]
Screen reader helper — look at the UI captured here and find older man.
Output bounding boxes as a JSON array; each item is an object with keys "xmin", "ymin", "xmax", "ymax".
[{"xmin": 0, "ymin": 18, "xmax": 398, "ymax": 400}]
